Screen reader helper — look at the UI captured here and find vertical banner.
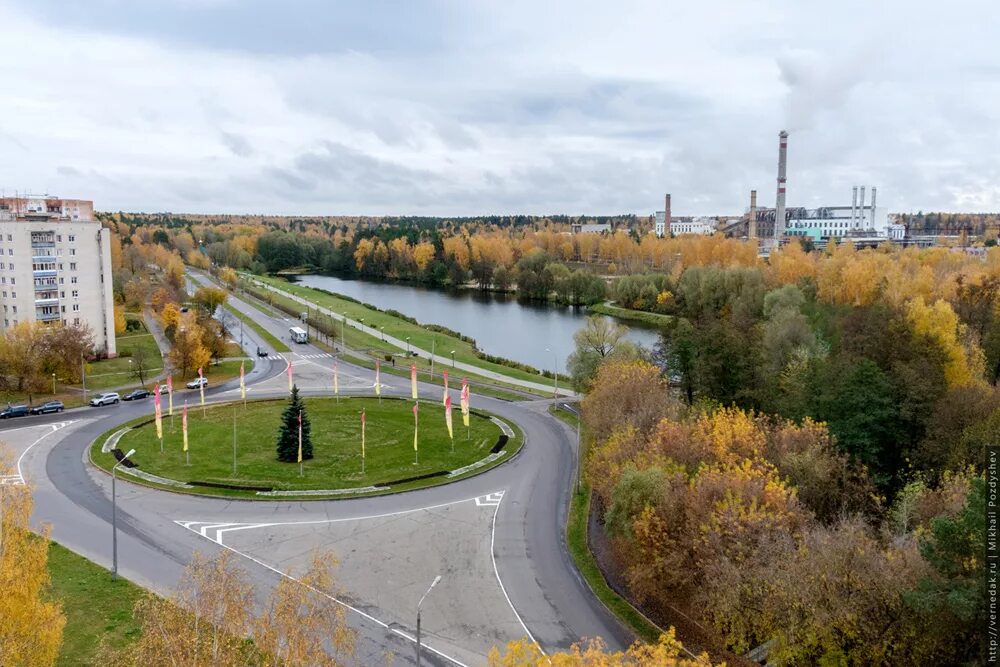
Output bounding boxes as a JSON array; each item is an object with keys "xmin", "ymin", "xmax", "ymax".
[
  {"xmin": 361, "ymin": 409, "xmax": 367, "ymax": 465},
  {"xmin": 239, "ymin": 361, "xmax": 246, "ymax": 403},
  {"xmin": 442, "ymin": 370, "xmax": 449, "ymax": 405},
  {"xmin": 297, "ymin": 409, "xmax": 303, "ymax": 475},
  {"xmin": 412, "ymin": 402, "xmax": 419, "ymax": 464},
  {"xmin": 287, "ymin": 359, "xmax": 294, "ymax": 393},
  {"xmin": 154, "ymin": 385, "xmax": 163, "ymax": 448},
  {"xmin": 461, "ymin": 378, "xmax": 470, "ymax": 429},
  {"xmin": 444, "ymin": 394, "xmax": 454, "ymax": 445},
  {"xmin": 167, "ymin": 375, "xmax": 173, "ymax": 416},
  {"xmin": 182, "ymin": 401, "xmax": 189, "ymax": 465},
  {"xmin": 198, "ymin": 366, "xmax": 205, "ymax": 412},
  {"xmin": 411, "ymin": 364, "xmax": 418, "ymax": 400},
  {"xmin": 375, "ymin": 360, "xmax": 381, "ymax": 402}
]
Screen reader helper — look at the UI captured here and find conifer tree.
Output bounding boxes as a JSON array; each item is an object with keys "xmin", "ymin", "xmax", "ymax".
[{"xmin": 276, "ymin": 385, "xmax": 312, "ymax": 462}]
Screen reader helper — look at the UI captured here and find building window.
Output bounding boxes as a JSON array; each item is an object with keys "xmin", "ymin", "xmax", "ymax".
[
  {"xmin": 70, "ymin": 277, "xmax": 77, "ymax": 284},
  {"xmin": 68, "ymin": 234, "xmax": 75, "ymax": 242},
  {"xmin": 60, "ymin": 291, "xmax": 65, "ymax": 298},
  {"xmin": 6, "ymin": 235, "xmax": 10, "ymax": 241},
  {"xmin": 71, "ymin": 290, "xmax": 78, "ymax": 298},
  {"xmin": 11, "ymin": 292, "xmax": 14, "ymax": 298},
  {"xmin": 2, "ymin": 291, "xmax": 6, "ymax": 298},
  {"xmin": 70, "ymin": 249, "xmax": 76, "ymax": 256},
  {"xmin": 72, "ymin": 304, "xmax": 79, "ymax": 312},
  {"xmin": 57, "ymin": 235, "xmax": 61, "ymax": 242},
  {"xmin": 74, "ymin": 317, "xmax": 79, "ymax": 325},
  {"xmin": 12, "ymin": 306, "xmax": 16, "ymax": 314},
  {"xmin": 61, "ymin": 305, "xmax": 65, "ymax": 313},
  {"xmin": 0, "ymin": 263, "xmax": 5, "ymax": 270},
  {"xmin": 59, "ymin": 278, "xmax": 64, "ymax": 285},
  {"xmin": 70, "ymin": 262, "xmax": 77, "ymax": 270}
]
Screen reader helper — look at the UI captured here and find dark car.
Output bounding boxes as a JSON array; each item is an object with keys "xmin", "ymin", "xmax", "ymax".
[
  {"xmin": 0, "ymin": 404, "xmax": 29, "ymax": 419},
  {"xmin": 30, "ymin": 400, "xmax": 64, "ymax": 415},
  {"xmin": 123, "ymin": 389, "xmax": 151, "ymax": 401},
  {"xmin": 257, "ymin": 347, "xmax": 269, "ymax": 357}
]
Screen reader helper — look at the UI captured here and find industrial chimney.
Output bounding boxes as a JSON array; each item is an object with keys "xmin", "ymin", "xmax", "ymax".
[
  {"xmin": 858, "ymin": 186, "xmax": 866, "ymax": 228},
  {"xmin": 851, "ymin": 186, "xmax": 858, "ymax": 228},
  {"xmin": 774, "ymin": 131, "xmax": 788, "ymax": 237},
  {"xmin": 870, "ymin": 187, "xmax": 877, "ymax": 221},
  {"xmin": 665, "ymin": 193, "xmax": 672, "ymax": 232},
  {"xmin": 749, "ymin": 190, "xmax": 757, "ymax": 239}
]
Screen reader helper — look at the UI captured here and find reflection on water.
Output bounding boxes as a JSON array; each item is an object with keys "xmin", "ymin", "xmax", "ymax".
[{"xmin": 294, "ymin": 274, "xmax": 661, "ymax": 374}]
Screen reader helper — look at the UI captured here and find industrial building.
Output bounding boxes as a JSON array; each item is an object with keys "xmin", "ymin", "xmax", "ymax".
[
  {"xmin": 0, "ymin": 195, "xmax": 116, "ymax": 356},
  {"xmin": 654, "ymin": 194, "xmax": 717, "ymax": 236}
]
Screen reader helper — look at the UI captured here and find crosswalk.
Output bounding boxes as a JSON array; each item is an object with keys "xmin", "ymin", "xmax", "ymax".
[{"xmin": 294, "ymin": 353, "xmax": 334, "ymax": 360}]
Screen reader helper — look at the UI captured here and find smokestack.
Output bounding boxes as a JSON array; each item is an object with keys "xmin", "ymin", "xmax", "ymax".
[
  {"xmin": 851, "ymin": 186, "xmax": 858, "ymax": 228},
  {"xmin": 665, "ymin": 193, "xmax": 671, "ymax": 233},
  {"xmin": 858, "ymin": 186, "xmax": 866, "ymax": 227},
  {"xmin": 775, "ymin": 131, "xmax": 788, "ymax": 237},
  {"xmin": 749, "ymin": 190, "xmax": 757, "ymax": 239},
  {"xmin": 870, "ymin": 186, "xmax": 877, "ymax": 222}
]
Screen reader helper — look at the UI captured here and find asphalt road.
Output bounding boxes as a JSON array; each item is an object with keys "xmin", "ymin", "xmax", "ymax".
[{"xmin": 4, "ymin": 272, "xmax": 631, "ymax": 666}]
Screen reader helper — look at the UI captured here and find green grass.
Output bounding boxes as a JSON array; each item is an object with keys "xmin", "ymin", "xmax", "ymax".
[
  {"xmin": 247, "ymin": 274, "xmax": 557, "ymax": 386},
  {"xmin": 47, "ymin": 541, "xmax": 146, "ymax": 665},
  {"xmin": 93, "ymin": 397, "xmax": 506, "ymax": 495},
  {"xmin": 588, "ymin": 302, "xmax": 673, "ymax": 328},
  {"xmin": 566, "ymin": 485, "xmax": 663, "ymax": 644},
  {"xmin": 548, "ymin": 403, "xmax": 580, "ymax": 428},
  {"xmin": 224, "ymin": 303, "xmax": 290, "ymax": 352},
  {"xmin": 85, "ymin": 318, "xmax": 165, "ymax": 391}
]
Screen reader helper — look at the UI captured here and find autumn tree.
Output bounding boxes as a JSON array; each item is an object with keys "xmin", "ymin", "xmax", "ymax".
[
  {"xmin": 489, "ymin": 630, "xmax": 720, "ymax": 667},
  {"xmin": 114, "ymin": 304, "xmax": 128, "ymax": 335},
  {"xmin": 0, "ymin": 322, "xmax": 49, "ymax": 402},
  {"xmin": 169, "ymin": 320, "xmax": 211, "ymax": 379},
  {"xmin": 0, "ymin": 450, "xmax": 66, "ymax": 666},
  {"xmin": 218, "ymin": 266, "xmax": 238, "ymax": 289},
  {"xmin": 566, "ymin": 316, "xmax": 645, "ymax": 391},
  {"xmin": 191, "ymin": 286, "xmax": 228, "ymax": 317},
  {"xmin": 581, "ymin": 360, "xmax": 677, "ymax": 445}
]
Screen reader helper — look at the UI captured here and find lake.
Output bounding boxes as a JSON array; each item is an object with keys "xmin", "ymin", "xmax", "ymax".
[{"xmin": 293, "ymin": 275, "xmax": 662, "ymax": 374}]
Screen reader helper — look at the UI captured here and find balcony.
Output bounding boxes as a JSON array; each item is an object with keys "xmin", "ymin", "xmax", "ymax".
[
  {"xmin": 32, "ymin": 254, "xmax": 57, "ymax": 262},
  {"xmin": 32, "ymin": 270, "xmax": 57, "ymax": 278},
  {"xmin": 34, "ymin": 297, "xmax": 59, "ymax": 307},
  {"xmin": 36, "ymin": 311, "xmax": 61, "ymax": 322},
  {"xmin": 34, "ymin": 281, "xmax": 57, "ymax": 291},
  {"xmin": 31, "ymin": 241, "xmax": 55, "ymax": 249}
]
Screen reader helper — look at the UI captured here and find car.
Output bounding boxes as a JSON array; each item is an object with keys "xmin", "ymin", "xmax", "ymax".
[
  {"xmin": 30, "ymin": 401, "xmax": 64, "ymax": 415},
  {"xmin": 0, "ymin": 404, "xmax": 29, "ymax": 419},
  {"xmin": 257, "ymin": 347, "xmax": 269, "ymax": 358},
  {"xmin": 90, "ymin": 392, "xmax": 120, "ymax": 407},
  {"xmin": 186, "ymin": 377, "xmax": 208, "ymax": 389},
  {"xmin": 154, "ymin": 384, "xmax": 170, "ymax": 394},
  {"xmin": 122, "ymin": 389, "xmax": 151, "ymax": 401}
]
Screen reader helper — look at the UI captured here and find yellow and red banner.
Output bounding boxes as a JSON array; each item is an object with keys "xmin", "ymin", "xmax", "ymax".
[
  {"xmin": 412, "ymin": 403, "xmax": 418, "ymax": 451},
  {"xmin": 297, "ymin": 410, "xmax": 303, "ymax": 463},
  {"xmin": 461, "ymin": 378, "xmax": 470, "ymax": 428},
  {"xmin": 198, "ymin": 366, "xmax": 205, "ymax": 407},
  {"xmin": 442, "ymin": 370, "xmax": 449, "ymax": 405},
  {"xmin": 444, "ymin": 394, "xmax": 454, "ymax": 441},
  {"xmin": 411, "ymin": 364, "xmax": 418, "ymax": 400},
  {"xmin": 167, "ymin": 375, "xmax": 173, "ymax": 416},
  {"xmin": 375, "ymin": 361, "xmax": 381, "ymax": 397},
  {"xmin": 182, "ymin": 401, "xmax": 189, "ymax": 452},
  {"xmin": 154, "ymin": 385, "xmax": 163, "ymax": 440},
  {"xmin": 287, "ymin": 359, "xmax": 293, "ymax": 393},
  {"xmin": 239, "ymin": 361, "xmax": 246, "ymax": 401},
  {"xmin": 361, "ymin": 408, "xmax": 367, "ymax": 456},
  {"xmin": 333, "ymin": 361, "xmax": 339, "ymax": 395}
]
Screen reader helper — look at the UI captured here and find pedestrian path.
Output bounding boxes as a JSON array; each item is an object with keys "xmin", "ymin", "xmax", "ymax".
[{"xmin": 294, "ymin": 352, "xmax": 334, "ymax": 360}]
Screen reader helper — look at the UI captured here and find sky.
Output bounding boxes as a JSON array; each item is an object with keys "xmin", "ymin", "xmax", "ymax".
[{"xmin": 1, "ymin": 0, "xmax": 998, "ymax": 216}]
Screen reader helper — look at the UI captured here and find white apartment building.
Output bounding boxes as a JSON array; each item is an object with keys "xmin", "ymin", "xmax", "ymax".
[
  {"xmin": 0, "ymin": 196, "xmax": 116, "ymax": 356},
  {"xmin": 670, "ymin": 216, "xmax": 717, "ymax": 236}
]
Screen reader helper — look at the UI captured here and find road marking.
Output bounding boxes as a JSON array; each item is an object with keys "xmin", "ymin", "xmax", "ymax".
[
  {"xmin": 475, "ymin": 492, "xmax": 504, "ymax": 506},
  {"xmin": 175, "ymin": 518, "xmax": 472, "ymax": 667},
  {"xmin": 12, "ymin": 421, "xmax": 77, "ymax": 484}
]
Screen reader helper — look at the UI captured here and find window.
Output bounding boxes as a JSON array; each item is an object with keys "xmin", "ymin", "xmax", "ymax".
[
  {"xmin": 2, "ymin": 305, "xmax": 6, "ymax": 313},
  {"xmin": 70, "ymin": 277, "xmax": 76, "ymax": 284},
  {"xmin": 61, "ymin": 305, "xmax": 65, "ymax": 313},
  {"xmin": 60, "ymin": 291, "xmax": 65, "ymax": 298},
  {"xmin": 57, "ymin": 235, "xmax": 62, "ymax": 242},
  {"xmin": 2, "ymin": 291, "xmax": 6, "ymax": 297},
  {"xmin": 59, "ymin": 278, "xmax": 64, "ymax": 285},
  {"xmin": 70, "ymin": 262, "xmax": 77, "ymax": 270},
  {"xmin": 70, "ymin": 249, "xmax": 76, "ymax": 256},
  {"xmin": 6, "ymin": 235, "xmax": 10, "ymax": 241},
  {"xmin": 11, "ymin": 291, "xmax": 15, "ymax": 298},
  {"xmin": 12, "ymin": 306, "xmax": 16, "ymax": 314},
  {"xmin": 71, "ymin": 290, "xmax": 78, "ymax": 298},
  {"xmin": 72, "ymin": 304, "xmax": 79, "ymax": 312},
  {"xmin": 58, "ymin": 263, "xmax": 63, "ymax": 270},
  {"xmin": 68, "ymin": 234, "xmax": 75, "ymax": 242},
  {"xmin": 8, "ymin": 264, "xmax": 12, "ymax": 271},
  {"xmin": 73, "ymin": 317, "xmax": 79, "ymax": 325},
  {"xmin": 0, "ymin": 263, "xmax": 5, "ymax": 270},
  {"xmin": 7, "ymin": 249, "xmax": 11, "ymax": 256},
  {"xmin": 11, "ymin": 278, "xmax": 14, "ymax": 285}
]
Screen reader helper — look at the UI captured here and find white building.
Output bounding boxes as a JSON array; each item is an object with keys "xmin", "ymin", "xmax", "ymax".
[
  {"xmin": 780, "ymin": 187, "xmax": 904, "ymax": 242},
  {"xmin": 670, "ymin": 216, "xmax": 717, "ymax": 236},
  {"xmin": 654, "ymin": 211, "xmax": 667, "ymax": 237},
  {"xmin": 0, "ymin": 196, "xmax": 116, "ymax": 356},
  {"xmin": 571, "ymin": 222, "xmax": 612, "ymax": 234}
]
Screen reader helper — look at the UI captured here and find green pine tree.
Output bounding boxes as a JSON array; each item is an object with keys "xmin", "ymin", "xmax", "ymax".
[{"xmin": 276, "ymin": 385, "xmax": 313, "ymax": 462}]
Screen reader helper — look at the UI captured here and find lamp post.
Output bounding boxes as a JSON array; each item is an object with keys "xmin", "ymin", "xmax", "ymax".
[
  {"xmin": 450, "ymin": 350, "xmax": 455, "ymax": 369},
  {"xmin": 51, "ymin": 373, "xmax": 56, "ymax": 394},
  {"xmin": 415, "ymin": 575, "xmax": 442, "ymax": 667},
  {"xmin": 380, "ymin": 326, "xmax": 385, "ymax": 342},
  {"xmin": 545, "ymin": 347, "xmax": 558, "ymax": 396},
  {"xmin": 341, "ymin": 313, "xmax": 347, "ymax": 352},
  {"xmin": 406, "ymin": 336, "xmax": 411, "ymax": 356},
  {"xmin": 112, "ymin": 449, "xmax": 136, "ymax": 580}
]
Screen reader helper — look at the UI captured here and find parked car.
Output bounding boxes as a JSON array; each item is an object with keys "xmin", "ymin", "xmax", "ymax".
[
  {"xmin": 30, "ymin": 400, "xmax": 64, "ymax": 415},
  {"xmin": 0, "ymin": 404, "xmax": 29, "ymax": 419},
  {"xmin": 186, "ymin": 377, "xmax": 208, "ymax": 389},
  {"xmin": 154, "ymin": 384, "xmax": 170, "ymax": 394},
  {"xmin": 90, "ymin": 392, "xmax": 120, "ymax": 407},
  {"xmin": 123, "ymin": 389, "xmax": 151, "ymax": 401},
  {"xmin": 257, "ymin": 347, "xmax": 269, "ymax": 358}
]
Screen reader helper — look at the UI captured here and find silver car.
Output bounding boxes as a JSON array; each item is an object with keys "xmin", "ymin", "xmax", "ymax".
[{"xmin": 90, "ymin": 392, "xmax": 120, "ymax": 407}]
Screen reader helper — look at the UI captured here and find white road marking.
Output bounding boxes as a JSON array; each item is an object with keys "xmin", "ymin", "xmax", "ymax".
[{"xmin": 12, "ymin": 421, "xmax": 77, "ymax": 484}]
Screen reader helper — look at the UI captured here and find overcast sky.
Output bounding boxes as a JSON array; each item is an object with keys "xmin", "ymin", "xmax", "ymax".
[{"xmin": 1, "ymin": 0, "xmax": 997, "ymax": 216}]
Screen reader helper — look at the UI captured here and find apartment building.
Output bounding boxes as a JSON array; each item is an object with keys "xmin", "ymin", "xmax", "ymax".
[{"xmin": 0, "ymin": 195, "xmax": 116, "ymax": 356}]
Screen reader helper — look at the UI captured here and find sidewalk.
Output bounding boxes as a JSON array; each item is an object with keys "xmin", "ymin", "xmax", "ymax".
[{"xmin": 248, "ymin": 277, "xmax": 576, "ymax": 397}]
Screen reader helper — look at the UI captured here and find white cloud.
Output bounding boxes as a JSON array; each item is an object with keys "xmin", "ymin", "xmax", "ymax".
[{"xmin": 1, "ymin": 0, "xmax": 997, "ymax": 215}]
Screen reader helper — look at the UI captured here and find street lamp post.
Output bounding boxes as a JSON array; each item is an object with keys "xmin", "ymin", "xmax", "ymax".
[
  {"xmin": 112, "ymin": 449, "xmax": 136, "ymax": 580},
  {"xmin": 380, "ymin": 326, "xmax": 385, "ymax": 342},
  {"xmin": 406, "ymin": 336, "xmax": 411, "ymax": 356},
  {"xmin": 51, "ymin": 373, "xmax": 56, "ymax": 394},
  {"xmin": 415, "ymin": 575, "xmax": 442, "ymax": 667},
  {"xmin": 450, "ymin": 350, "xmax": 455, "ymax": 368}
]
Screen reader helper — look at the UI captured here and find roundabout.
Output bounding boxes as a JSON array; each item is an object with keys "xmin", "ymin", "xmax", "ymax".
[
  {"xmin": 90, "ymin": 396, "xmax": 521, "ymax": 499},
  {"xmin": 7, "ymin": 270, "xmax": 632, "ymax": 666}
]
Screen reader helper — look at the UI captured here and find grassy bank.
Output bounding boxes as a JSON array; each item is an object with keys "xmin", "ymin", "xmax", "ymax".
[
  {"xmin": 246, "ymin": 274, "xmax": 564, "ymax": 387},
  {"xmin": 588, "ymin": 302, "xmax": 673, "ymax": 328},
  {"xmin": 92, "ymin": 397, "xmax": 509, "ymax": 497},
  {"xmin": 224, "ymin": 302, "xmax": 290, "ymax": 352},
  {"xmin": 48, "ymin": 541, "xmax": 145, "ymax": 665}
]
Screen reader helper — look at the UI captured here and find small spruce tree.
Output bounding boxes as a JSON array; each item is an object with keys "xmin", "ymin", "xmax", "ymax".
[{"xmin": 276, "ymin": 385, "xmax": 313, "ymax": 462}]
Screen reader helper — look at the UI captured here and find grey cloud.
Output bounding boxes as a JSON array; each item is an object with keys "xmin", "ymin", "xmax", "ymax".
[{"xmin": 220, "ymin": 131, "xmax": 254, "ymax": 157}]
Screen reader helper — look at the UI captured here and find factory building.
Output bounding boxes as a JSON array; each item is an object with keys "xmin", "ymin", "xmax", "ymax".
[
  {"xmin": 0, "ymin": 195, "xmax": 116, "ymax": 356},
  {"xmin": 778, "ymin": 187, "xmax": 904, "ymax": 241}
]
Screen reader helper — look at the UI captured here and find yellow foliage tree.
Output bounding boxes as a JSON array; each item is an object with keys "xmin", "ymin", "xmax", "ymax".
[
  {"xmin": 219, "ymin": 266, "xmax": 238, "ymax": 289},
  {"xmin": 489, "ymin": 630, "xmax": 723, "ymax": 666},
  {"xmin": 0, "ymin": 450, "xmax": 65, "ymax": 666},
  {"xmin": 906, "ymin": 296, "xmax": 985, "ymax": 387},
  {"xmin": 113, "ymin": 304, "xmax": 128, "ymax": 335}
]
